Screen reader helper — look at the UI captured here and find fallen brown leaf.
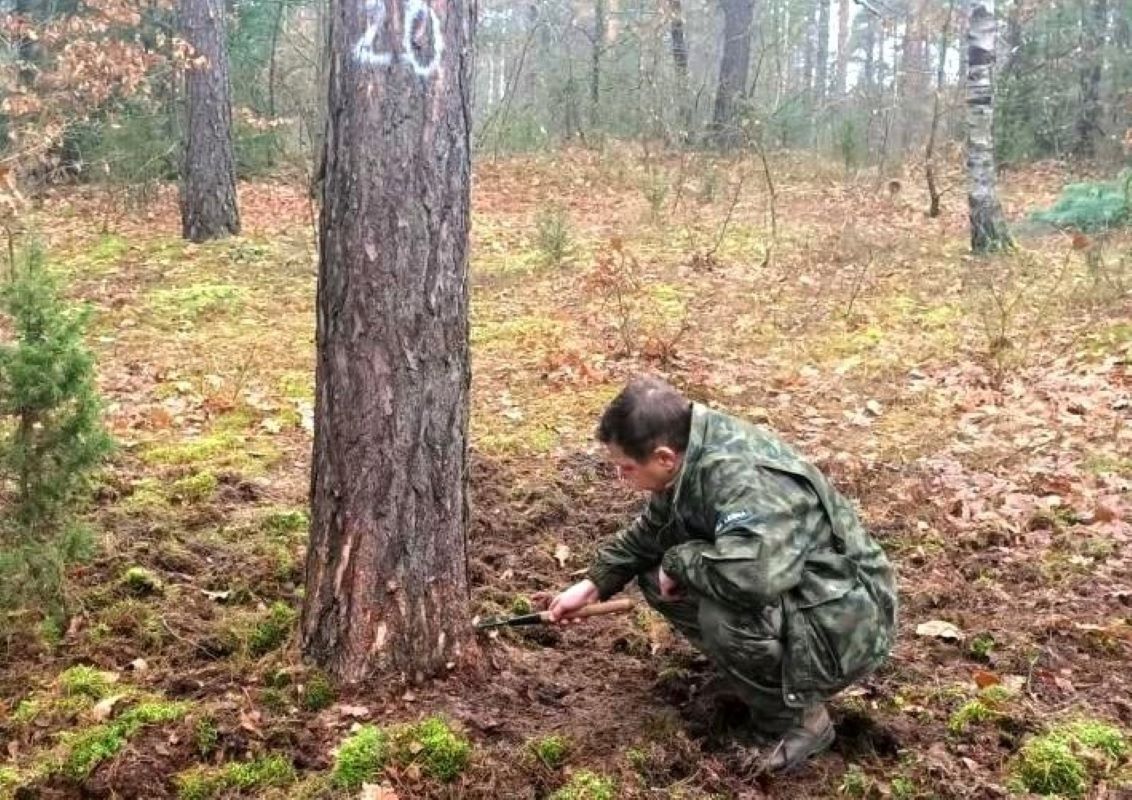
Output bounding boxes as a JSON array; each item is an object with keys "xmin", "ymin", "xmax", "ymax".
[
  {"xmin": 337, "ymin": 704, "xmax": 370, "ymax": 718},
  {"xmin": 973, "ymin": 670, "xmax": 999, "ymax": 689},
  {"xmin": 359, "ymin": 785, "xmax": 400, "ymax": 800},
  {"xmin": 92, "ymin": 694, "xmax": 127, "ymax": 722},
  {"xmin": 916, "ymin": 619, "xmax": 963, "ymax": 642}
]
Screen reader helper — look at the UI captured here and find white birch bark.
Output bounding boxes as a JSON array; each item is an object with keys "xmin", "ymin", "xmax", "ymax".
[{"xmin": 966, "ymin": 0, "xmax": 1013, "ymax": 252}]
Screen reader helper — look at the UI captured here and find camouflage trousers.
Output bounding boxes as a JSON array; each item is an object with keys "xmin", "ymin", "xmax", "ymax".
[{"xmin": 639, "ymin": 570, "xmax": 807, "ymax": 737}]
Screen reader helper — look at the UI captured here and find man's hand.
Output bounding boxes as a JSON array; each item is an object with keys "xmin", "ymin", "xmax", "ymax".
[
  {"xmin": 538, "ymin": 579, "xmax": 600, "ymax": 624},
  {"xmin": 658, "ymin": 566, "xmax": 683, "ymax": 600}
]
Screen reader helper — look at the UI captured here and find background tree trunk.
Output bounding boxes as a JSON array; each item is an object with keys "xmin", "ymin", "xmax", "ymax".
[
  {"xmin": 179, "ymin": 0, "xmax": 240, "ymax": 241},
  {"xmin": 862, "ymin": 13, "xmax": 876, "ymax": 95},
  {"xmin": 666, "ymin": 0, "xmax": 692, "ymax": 139},
  {"xmin": 801, "ymin": 0, "xmax": 815, "ymax": 106},
  {"xmin": 710, "ymin": 0, "xmax": 755, "ymax": 148},
  {"xmin": 814, "ymin": 0, "xmax": 829, "ymax": 105},
  {"xmin": 591, "ymin": 0, "xmax": 606, "ymax": 130},
  {"xmin": 898, "ymin": 0, "xmax": 929, "ymax": 152},
  {"xmin": 835, "ymin": 0, "xmax": 850, "ymax": 97},
  {"xmin": 926, "ymin": 0, "xmax": 955, "ymax": 218},
  {"xmin": 1075, "ymin": 0, "xmax": 1106, "ymax": 157},
  {"xmin": 14, "ymin": 0, "xmax": 41, "ymax": 88},
  {"xmin": 302, "ymin": 0, "xmax": 474, "ymax": 684},
  {"xmin": 966, "ymin": 0, "xmax": 1013, "ymax": 252}
]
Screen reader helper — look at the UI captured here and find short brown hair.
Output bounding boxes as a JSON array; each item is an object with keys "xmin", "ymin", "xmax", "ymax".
[{"xmin": 597, "ymin": 376, "xmax": 692, "ymax": 460}]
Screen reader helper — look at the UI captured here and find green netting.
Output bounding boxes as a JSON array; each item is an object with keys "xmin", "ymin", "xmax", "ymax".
[{"xmin": 1031, "ymin": 173, "xmax": 1132, "ymax": 232}]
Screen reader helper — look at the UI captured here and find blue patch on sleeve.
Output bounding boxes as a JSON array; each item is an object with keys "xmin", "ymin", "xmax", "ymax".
[{"xmin": 716, "ymin": 510, "xmax": 756, "ymax": 531}]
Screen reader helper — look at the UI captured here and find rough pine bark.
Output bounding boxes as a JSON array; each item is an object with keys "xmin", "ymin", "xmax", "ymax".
[
  {"xmin": 302, "ymin": 0, "xmax": 474, "ymax": 683},
  {"xmin": 179, "ymin": 0, "xmax": 240, "ymax": 242},
  {"xmin": 710, "ymin": 0, "xmax": 755, "ymax": 149},
  {"xmin": 966, "ymin": 0, "xmax": 1013, "ymax": 253}
]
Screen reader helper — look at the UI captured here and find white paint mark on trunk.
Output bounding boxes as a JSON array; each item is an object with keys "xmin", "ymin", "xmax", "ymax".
[
  {"xmin": 354, "ymin": 0, "xmax": 393, "ymax": 66},
  {"xmin": 403, "ymin": 0, "xmax": 444, "ymax": 77},
  {"xmin": 354, "ymin": 0, "xmax": 444, "ymax": 78}
]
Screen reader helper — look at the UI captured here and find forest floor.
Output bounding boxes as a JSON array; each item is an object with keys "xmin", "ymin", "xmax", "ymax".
[{"xmin": 1, "ymin": 147, "xmax": 1131, "ymax": 800}]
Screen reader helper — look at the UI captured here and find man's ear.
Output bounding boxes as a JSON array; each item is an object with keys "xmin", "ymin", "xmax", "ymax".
[{"xmin": 653, "ymin": 446, "xmax": 679, "ymax": 469}]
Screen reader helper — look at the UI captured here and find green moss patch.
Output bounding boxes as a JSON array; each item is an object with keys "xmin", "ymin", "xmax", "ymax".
[
  {"xmin": 246, "ymin": 602, "xmax": 298, "ymax": 656},
  {"xmin": 175, "ymin": 754, "xmax": 295, "ymax": 800},
  {"xmin": 331, "ymin": 716, "xmax": 471, "ymax": 790},
  {"xmin": 529, "ymin": 734, "xmax": 570, "ymax": 769},
  {"xmin": 55, "ymin": 700, "xmax": 190, "ymax": 780},
  {"xmin": 549, "ymin": 770, "xmax": 616, "ymax": 800},
  {"xmin": 1010, "ymin": 719, "xmax": 1128, "ymax": 797},
  {"xmin": 58, "ymin": 665, "xmax": 117, "ymax": 699}
]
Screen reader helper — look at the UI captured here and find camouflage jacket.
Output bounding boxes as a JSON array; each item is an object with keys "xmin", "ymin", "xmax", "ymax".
[{"xmin": 586, "ymin": 404, "xmax": 898, "ymax": 707}]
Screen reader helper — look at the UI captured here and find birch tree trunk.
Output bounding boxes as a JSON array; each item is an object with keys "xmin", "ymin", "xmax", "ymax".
[{"xmin": 966, "ymin": 0, "xmax": 1013, "ymax": 253}]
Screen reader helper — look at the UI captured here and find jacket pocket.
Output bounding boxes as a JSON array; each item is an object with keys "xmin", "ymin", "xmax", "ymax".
[
  {"xmin": 791, "ymin": 575, "xmax": 887, "ymax": 694},
  {"xmin": 699, "ymin": 600, "xmax": 785, "ymax": 686},
  {"xmin": 789, "ymin": 601, "xmax": 846, "ymax": 692}
]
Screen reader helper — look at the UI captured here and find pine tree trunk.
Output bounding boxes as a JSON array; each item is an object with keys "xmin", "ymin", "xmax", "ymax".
[
  {"xmin": 862, "ymin": 13, "xmax": 876, "ymax": 94},
  {"xmin": 772, "ymin": 0, "xmax": 786, "ymax": 107},
  {"xmin": 591, "ymin": 0, "xmax": 606, "ymax": 130},
  {"xmin": 302, "ymin": 0, "xmax": 474, "ymax": 683},
  {"xmin": 835, "ymin": 0, "xmax": 850, "ymax": 97},
  {"xmin": 1001, "ymin": 0, "xmax": 1023, "ymax": 75},
  {"xmin": 522, "ymin": 3, "xmax": 540, "ymax": 101},
  {"xmin": 179, "ymin": 0, "xmax": 240, "ymax": 242},
  {"xmin": 926, "ymin": 0, "xmax": 955, "ymax": 218},
  {"xmin": 310, "ymin": 0, "xmax": 331, "ymax": 197},
  {"xmin": 14, "ymin": 0, "xmax": 40, "ymax": 88},
  {"xmin": 966, "ymin": 0, "xmax": 1013, "ymax": 253},
  {"xmin": 801, "ymin": 0, "xmax": 815, "ymax": 103},
  {"xmin": 710, "ymin": 0, "xmax": 755, "ymax": 149},
  {"xmin": 666, "ymin": 0, "xmax": 692, "ymax": 139},
  {"xmin": 815, "ymin": 0, "xmax": 829, "ymax": 104},
  {"xmin": 1075, "ymin": 0, "xmax": 1106, "ymax": 157}
]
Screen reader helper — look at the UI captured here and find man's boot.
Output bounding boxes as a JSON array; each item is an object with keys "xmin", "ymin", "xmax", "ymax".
[
  {"xmin": 755, "ymin": 704, "xmax": 835, "ymax": 774},
  {"xmin": 683, "ymin": 673, "xmax": 752, "ymax": 738}
]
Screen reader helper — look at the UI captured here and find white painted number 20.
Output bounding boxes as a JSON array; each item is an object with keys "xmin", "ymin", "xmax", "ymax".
[{"xmin": 354, "ymin": 0, "xmax": 444, "ymax": 78}]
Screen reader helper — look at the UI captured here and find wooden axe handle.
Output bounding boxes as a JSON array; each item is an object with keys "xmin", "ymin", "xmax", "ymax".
[{"xmin": 559, "ymin": 598, "xmax": 635, "ymax": 621}]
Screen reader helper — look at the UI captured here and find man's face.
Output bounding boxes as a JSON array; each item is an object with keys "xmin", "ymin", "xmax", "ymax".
[{"xmin": 605, "ymin": 443, "xmax": 682, "ymax": 493}]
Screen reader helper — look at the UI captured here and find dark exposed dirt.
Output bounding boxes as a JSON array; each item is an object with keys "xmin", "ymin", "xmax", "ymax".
[{"xmin": 3, "ymin": 163, "xmax": 1132, "ymax": 798}]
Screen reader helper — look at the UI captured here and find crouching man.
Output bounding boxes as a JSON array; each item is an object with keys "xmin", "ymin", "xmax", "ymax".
[{"xmin": 543, "ymin": 376, "xmax": 898, "ymax": 772}]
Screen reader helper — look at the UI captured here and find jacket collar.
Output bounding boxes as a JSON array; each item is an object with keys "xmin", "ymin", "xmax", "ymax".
[{"xmin": 669, "ymin": 402, "xmax": 708, "ymax": 507}]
